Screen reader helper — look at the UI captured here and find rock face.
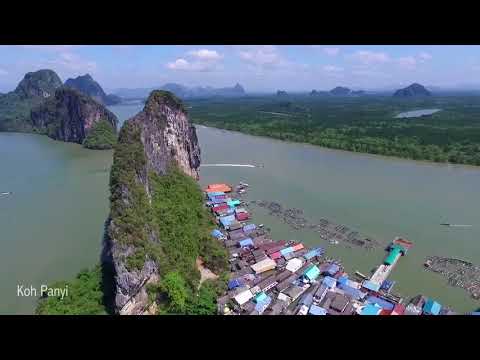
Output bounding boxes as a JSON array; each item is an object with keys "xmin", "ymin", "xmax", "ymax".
[
  {"xmin": 104, "ymin": 90, "xmax": 201, "ymax": 314},
  {"xmin": 14, "ymin": 69, "xmax": 63, "ymax": 99},
  {"xmin": 65, "ymin": 74, "xmax": 121, "ymax": 105},
  {"xmin": 31, "ymin": 88, "xmax": 118, "ymax": 144},
  {"xmin": 393, "ymin": 83, "xmax": 431, "ymax": 97}
]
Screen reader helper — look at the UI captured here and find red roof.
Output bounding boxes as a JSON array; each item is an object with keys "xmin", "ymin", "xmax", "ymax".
[
  {"xmin": 236, "ymin": 212, "xmax": 249, "ymax": 221},
  {"xmin": 266, "ymin": 244, "xmax": 286, "ymax": 255},
  {"xmin": 270, "ymin": 251, "xmax": 282, "ymax": 260},
  {"xmin": 380, "ymin": 309, "xmax": 392, "ymax": 315},
  {"xmin": 212, "ymin": 204, "xmax": 228, "ymax": 212},
  {"xmin": 392, "ymin": 303, "xmax": 406, "ymax": 315}
]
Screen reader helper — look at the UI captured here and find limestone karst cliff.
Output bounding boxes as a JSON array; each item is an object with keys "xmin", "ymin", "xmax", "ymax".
[
  {"xmin": 31, "ymin": 87, "xmax": 118, "ymax": 144},
  {"xmin": 103, "ymin": 90, "xmax": 202, "ymax": 314}
]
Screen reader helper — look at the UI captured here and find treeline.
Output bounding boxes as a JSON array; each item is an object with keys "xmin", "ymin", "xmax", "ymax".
[{"xmin": 189, "ymin": 96, "xmax": 480, "ymax": 166}]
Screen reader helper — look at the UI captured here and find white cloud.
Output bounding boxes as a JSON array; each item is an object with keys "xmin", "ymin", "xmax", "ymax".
[
  {"xmin": 323, "ymin": 47, "xmax": 340, "ymax": 56},
  {"xmin": 166, "ymin": 48, "xmax": 223, "ymax": 72},
  {"xmin": 167, "ymin": 58, "xmax": 190, "ymax": 70},
  {"xmin": 188, "ymin": 49, "xmax": 223, "ymax": 61},
  {"xmin": 238, "ymin": 45, "xmax": 286, "ymax": 69},
  {"xmin": 48, "ymin": 52, "xmax": 97, "ymax": 73},
  {"xmin": 398, "ymin": 56, "xmax": 417, "ymax": 69},
  {"xmin": 350, "ymin": 50, "xmax": 391, "ymax": 65},
  {"xmin": 323, "ymin": 65, "xmax": 343, "ymax": 72},
  {"xmin": 0, "ymin": 68, "xmax": 7, "ymax": 76}
]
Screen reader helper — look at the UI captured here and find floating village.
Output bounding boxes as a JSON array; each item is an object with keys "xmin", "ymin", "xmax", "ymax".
[{"xmin": 204, "ymin": 182, "xmax": 480, "ymax": 315}]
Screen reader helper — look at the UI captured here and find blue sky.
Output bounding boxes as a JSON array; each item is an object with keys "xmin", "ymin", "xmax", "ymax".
[{"xmin": 1, "ymin": 45, "xmax": 479, "ymax": 93}]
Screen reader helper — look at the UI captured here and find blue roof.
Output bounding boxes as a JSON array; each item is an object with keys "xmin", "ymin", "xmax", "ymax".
[
  {"xmin": 219, "ymin": 215, "xmax": 235, "ymax": 227},
  {"xmin": 255, "ymin": 295, "xmax": 272, "ymax": 313},
  {"xmin": 423, "ymin": 299, "xmax": 442, "ymax": 315},
  {"xmin": 280, "ymin": 247, "xmax": 294, "ymax": 256},
  {"xmin": 243, "ymin": 224, "xmax": 257, "ymax": 233},
  {"xmin": 239, "ymin": 238, "xmax": 254, "ymax": 248},
  {"xmin": 309, "ymin": 304, "xmax": 327, "ymax": 315},
  {"xmin": 325, "ymin": 263, "xmax": 340, "ymax": 275},
  {"xmin": 366, "ymin": 295, "xmax": 394, "ymax": 311},
  {"xmin": 211, "ymin": 229, "xmax": 224, "ymax": 238},
  {"xmin": 228, "ymin": 278, "xmax": 244, "ymax": 290},
  {"xmin": 361, "ymin": 303, "xmax": 382, "ymax": 315},
  {"xmin": 304, "ymin": 264, "xmax": 321, "ymax": 281},
  {"xmin": 323, "ymin": 276, "xmax": 337, "ymax": 288},
  {"xmin": 207, "ymin": 192, "xmax": 225, "ymax": 200},
  {"xmin": 337, "ymin": 283, "xmax": 366, "ymax": 300},
  {"xmin": 303, "ymin": 247, "xmax": 324, "ymax": 260},
  {"xmin": 470, "ymin": 312, "xmax": 480, "ymax": 316},
  {"xmin": 380, "ymin": 279, "xmax": 396, "ymax": 291},
  {"xmin": 362, "ymin": 280, "xmax": 381, "ymax": 292},
  {"xmin": 337, "ymin": 275, "xmax": 348, "ymax": 286}
]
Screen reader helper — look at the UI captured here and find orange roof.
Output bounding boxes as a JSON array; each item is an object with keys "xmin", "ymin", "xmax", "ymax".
[
  {"xmin": 292, "ymin": 243, "xmax": 304, "ymax": 251},
  {"xmin": 205, "ymin": 183, "xmax": 232, "ymax": 193}
]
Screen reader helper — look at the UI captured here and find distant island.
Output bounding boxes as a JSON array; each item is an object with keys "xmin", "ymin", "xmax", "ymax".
[
  {"xmin": 310, "ymin": 87, "xmax": 365, "ymax": 97},
  {"xmin": 113, "ymin": 83, "xmax": 246, "ymax": 100},
  {"xmin": 393, "ymin": 83, "xmax": 431, "ymax": 97}
]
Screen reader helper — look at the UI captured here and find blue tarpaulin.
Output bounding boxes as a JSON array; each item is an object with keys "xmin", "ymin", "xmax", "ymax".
[
  {"xmin": 309, "ymin": 304, "xmax": 327, "ymax": 315},
  {"xmin": 323, "ymin": 276, "xmax": 337, "ymax": 288},
  {"xmin": 303, "ymin": 247, "xmax": 324, "ymax": 260},
  {"xmin": 366, "ymin": 295, "xmax": 394, "ymax": 311},
  {"xmin": 255, "ymin": 296, "xmax": 272, "ymax": 313},
  {"xmin": 239, "ymin": 238, "xmax": 254, "ymax": 248}
]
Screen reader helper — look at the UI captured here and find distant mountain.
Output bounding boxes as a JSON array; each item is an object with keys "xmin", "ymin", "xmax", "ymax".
[
  {"xmin": 64, "ymin": 74, "xmax": 121, "ymax": 105},
  {"xmin": 14, "ymin": 69, "xmax": 63, "ymax": 99},
  {"xmin": 393, "ymin": 83, "xmax": 431, "ymax": 97},
  {"xmin": 330, "ymin": 86, "xmax": 351, "ymax": 96},
  {"xmin": 113, "ymin": 83, "xmax": 246, "ymax": 100},
  {"xmin": 276, "ymin": 90, "xmax": 288, "ymax": 96}
]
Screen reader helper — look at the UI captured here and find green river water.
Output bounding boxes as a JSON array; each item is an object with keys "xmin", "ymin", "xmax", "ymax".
[{"xmin": 1, "ymin": 103, "xmax": 479, "ymax": 314}]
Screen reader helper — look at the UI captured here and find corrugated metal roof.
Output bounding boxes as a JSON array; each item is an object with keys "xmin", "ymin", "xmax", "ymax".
[
  {"xmin": 239, "ymin": 238, "xmax": 254, "ymax": 248},
  {"xmin": 309, "ymin": 304, "xmax": 327, "ymax": 315},
  {"xmin": 423, "ymin": 299, "xmax": 442, "ymax": 315},
  {"xmin": 323, "ymin": 276, "xmax": 337, "ymax": 288},
  {"xmin": 366, "ymin": 296, "xmax": 394, "ymax": 311},
  {"xmin": 361, "ymin": 303, "xmax": 382, "ymax": 315},
  {"xmin": 304, "ymin": 264, "xmax": 321, "ymax": 281}
]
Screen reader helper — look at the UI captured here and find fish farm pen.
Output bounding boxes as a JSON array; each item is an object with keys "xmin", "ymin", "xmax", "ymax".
[{"xmin": 205, "ymin": 182, "xmax": 477, "ymax": 315}]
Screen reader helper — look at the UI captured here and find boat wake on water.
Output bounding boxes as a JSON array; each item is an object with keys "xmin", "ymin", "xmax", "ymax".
[
  {"xmin": 200, "ymin": 164, "xmax": 260, "ymax": 168},
  {"xmin": 1, "ymin": 192, "xmax": 12, "ymax": 197},
  {"xmin": 440, "ymin": 223, "xmax": 473, "ymax": 227}
]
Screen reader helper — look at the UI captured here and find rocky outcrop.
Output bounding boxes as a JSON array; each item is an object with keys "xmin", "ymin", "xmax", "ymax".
[
  {"xmin": 65, "ymin": 74, "xmax": 121, "ymax": 105},
  {"xmin": 14, "ymin": 69, "xmax": 63, "ymax": 100},
  {"xmin": 31, "ymin": 87, "xmax": 118, "ymax": 144},
  {"xmin": 393, "ymin": 83, "xmax": 431, "ymax": 97},
  {"xmin": 104, "ymin": 90, "xmax": 201, "ymax": 314}
]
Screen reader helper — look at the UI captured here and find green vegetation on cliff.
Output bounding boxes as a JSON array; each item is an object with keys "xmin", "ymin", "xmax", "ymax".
[
  {"xmin": 189, "ymin": 95, "xmax": 480, "ymax": 166},
  {"xmin": 36, "ymin": 266, "xmax": 113, "ymax": 315},
  {"xmin": 83, "ymin": 120, "xmax": 117, "ymax": 149},
  {"xmin": 109, "ymin": 120, "xmax": 227, "ymax": 314}
]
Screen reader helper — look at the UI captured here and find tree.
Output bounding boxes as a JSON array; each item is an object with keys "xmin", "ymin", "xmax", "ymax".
[{"xmin": 160, "ymin": 271, "xmax": 189, "ymax": 313}]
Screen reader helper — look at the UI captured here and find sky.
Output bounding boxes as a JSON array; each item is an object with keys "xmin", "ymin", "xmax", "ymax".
[{"xmin": 1, "ymin": 45, "xmax": 480, "ymax": 93}]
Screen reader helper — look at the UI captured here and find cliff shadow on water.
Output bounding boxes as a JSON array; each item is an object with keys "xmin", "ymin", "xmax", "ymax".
[{"xmin": 100, "ymin": 218, "xmax": 117, "ymax": 315}]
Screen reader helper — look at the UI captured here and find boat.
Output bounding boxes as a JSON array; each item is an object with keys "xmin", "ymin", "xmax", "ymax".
[
  {"xmin": 239, "ymin": 182, "xmax": 249, "ymax": 187},
  {"xmin": 1, "ymin": 192, "xmax": 12, "ymax": 196},
  {"xmin": 440, "ymin": 223, "xmax": 472, "ymax": 227}
]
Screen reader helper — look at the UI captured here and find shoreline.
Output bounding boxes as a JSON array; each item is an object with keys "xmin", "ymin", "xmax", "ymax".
[{"xmin": 193, "ymin": 124, "xmax": 480, "ymax": 171}]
